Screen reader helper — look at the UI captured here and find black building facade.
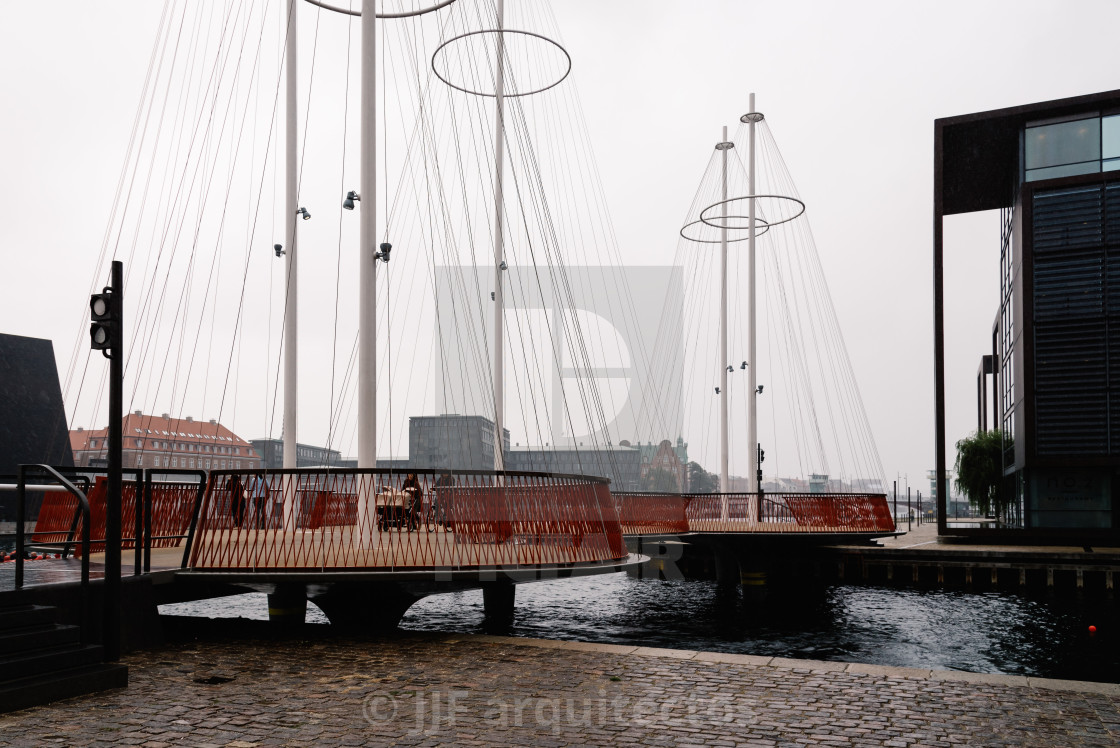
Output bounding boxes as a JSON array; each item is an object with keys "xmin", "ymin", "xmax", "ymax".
[
  {"xmin": 935, "ymin": 89, "xmax": 1120, "ymax": 537},
  {"xmin": 0, "ymin": 334, "xmax": 73, "ymax": 521}
]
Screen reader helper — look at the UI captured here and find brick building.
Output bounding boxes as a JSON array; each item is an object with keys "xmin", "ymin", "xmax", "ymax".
[{"xmin": 70, "ymin": 411, "xmax": 261, "ymax": 471}]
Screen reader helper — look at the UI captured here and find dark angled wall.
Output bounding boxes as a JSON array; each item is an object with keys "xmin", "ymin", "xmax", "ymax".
[{"xmin": 0, "ymin": 334, "xmax": 73, "ymax": 521}]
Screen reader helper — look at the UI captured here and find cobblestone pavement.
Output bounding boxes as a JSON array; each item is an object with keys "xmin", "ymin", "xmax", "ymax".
[{"xmin": 2, "ymin": 631, "xmax": 1119, "ymax": 747}]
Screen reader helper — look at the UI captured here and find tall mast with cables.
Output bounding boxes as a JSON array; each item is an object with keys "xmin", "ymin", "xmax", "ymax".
[
  {"xmin": 745, "ymin": 92, "xmax": 760, "ymax": 494},
  {"xmin": 283, "ymin": 0, "xmax": 298, "ymax": 473},
  {"xmin": 357, "ymin": 0, "xmax": 378, "ymax": 469},
  {"xmin": 492, "ymin": 0, "xmax": 507, "ymax": 471},
  {"xmin": 717, "ymin": 127, "xmax": 732, "ymax": 506}
]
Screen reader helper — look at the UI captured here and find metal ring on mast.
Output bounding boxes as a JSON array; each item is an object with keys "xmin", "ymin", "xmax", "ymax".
[
  {"xmin": 679, "ymin": 216, "xmax": 771, "ymax": 243},
  {"xmin": 432, "ymin": 29, "xmax": 571, "ymax": 97},
  {"xmin": 303, "ymin": 0, "xmax": 458, "ymax": 18},
  {"xmin": 699, "ymin": 194, "xmax": 805, "ymax": 230}
]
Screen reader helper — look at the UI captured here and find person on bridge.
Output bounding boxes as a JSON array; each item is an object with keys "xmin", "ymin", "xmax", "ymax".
[
  {"xmin": 246, "ymin": 473, "xmax": 271, "ymax": 528},
  {"xmin": 402, "ymin": 473, "xmax": 424, "ymax": 531},
  {"xmin": 431, "ymin": 471, "xmax": 455, "ymax": 528},
  {"xmin": 227, "ymin": 474, "xmax": 245, "ymax": 528}
]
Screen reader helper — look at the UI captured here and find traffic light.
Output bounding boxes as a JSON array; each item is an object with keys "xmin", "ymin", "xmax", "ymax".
[{"xmin": 90, "ymin": 289, "xmax": 115, "ymax": 356}]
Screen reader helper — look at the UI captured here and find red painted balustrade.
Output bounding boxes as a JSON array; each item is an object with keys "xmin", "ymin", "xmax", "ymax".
[{"xmin": 187, "ymin": 470, "xmax": 628, "ymax": 571}]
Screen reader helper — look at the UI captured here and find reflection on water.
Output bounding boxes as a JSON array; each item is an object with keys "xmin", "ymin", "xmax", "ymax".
[{"xmin": 159, "ymin": 572, "xmax": 1119, "ymax": 683}]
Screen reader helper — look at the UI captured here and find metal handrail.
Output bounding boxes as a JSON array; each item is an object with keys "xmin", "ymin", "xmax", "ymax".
[
  {"xmin": 16, "ymin": 464, "xmax": 93, "ymax": 644},
  {"xmin": 138, "ymin": 469, "xmax": 206, "ymax": 571}
]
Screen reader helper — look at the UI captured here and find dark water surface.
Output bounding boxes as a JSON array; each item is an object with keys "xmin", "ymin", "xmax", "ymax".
[{"xmin": 160, "ymin": 573, "xmax": 1120, "ymax": 683}]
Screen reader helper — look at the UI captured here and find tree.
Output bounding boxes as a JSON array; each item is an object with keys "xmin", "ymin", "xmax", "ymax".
[
  {"xmin": 686, "ymin": 461, "xmax": 718, "ymax": 494},
  {"xmin": 953, "ymin": 430, "xmax": 1012, "ymax": 520}
]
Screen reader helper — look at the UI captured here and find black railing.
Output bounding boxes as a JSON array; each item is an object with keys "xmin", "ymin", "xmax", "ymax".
[
  {"xmin": 140, "ymin": 470, "xmax": 206, "ymax": 572},
  {"xmin": 14, "ymin": 465, "xmax": 93, "ymax": 643}
]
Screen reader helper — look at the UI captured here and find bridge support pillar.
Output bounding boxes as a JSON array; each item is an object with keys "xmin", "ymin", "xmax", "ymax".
[
  {"xmin": 309, "ymin": 583, "xmax": 421, "ymax": 631},
  {"xmin": 713, "ymin": 547, "xmax": 741, "ymax": 590},
  {"xmin": 482, "ymin": 581, "xmax": 516, "ymax": 632},
  {"xmin": 739, "ymin": 568, "xmax": 768, "ymax": 604},
  {"xmin": 267, "ymin": 584, "xmax": 307, "ymax": 627}
]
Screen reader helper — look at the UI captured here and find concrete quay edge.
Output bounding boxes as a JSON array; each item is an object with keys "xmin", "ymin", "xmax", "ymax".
[{"xmin": 445, "ymin": 632, "xmax": 1120, "ymax": 696}]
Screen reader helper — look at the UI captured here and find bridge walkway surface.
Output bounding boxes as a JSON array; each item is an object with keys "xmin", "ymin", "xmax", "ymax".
[{"xmin": 0, "ymin": 630, "xmax": 1117, "ymax": 746}]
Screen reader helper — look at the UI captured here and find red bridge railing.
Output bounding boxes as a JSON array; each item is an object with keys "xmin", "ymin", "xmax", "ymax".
[
  {"xmin": 187, "ymin": 469, "xmax": 628, "ymax": 571},
  {"xmin": 611, "ymin": 492, "xmax": 690, "ymax": 535},
  {"xmin": 32, "ymin": 475, "xmax": 200, "ymax": 554},
  {"xmin": 613, "ymin": 492, "xmax": 895, "ymax": 535}
]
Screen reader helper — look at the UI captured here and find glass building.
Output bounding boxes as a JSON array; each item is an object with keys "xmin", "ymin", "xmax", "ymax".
[{"xmin": 935, "ymin": 89, "xmax": 1120, "ymax": 539}]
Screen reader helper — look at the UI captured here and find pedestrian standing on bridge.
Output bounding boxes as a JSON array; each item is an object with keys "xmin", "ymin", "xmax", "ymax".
[
  {"xmin": 228, "ymin": 474, "xmax": 245, "ymax": 528},
  {"xmin": 402, "ymin": 472, "xmax": 424, "ymax": 531}
]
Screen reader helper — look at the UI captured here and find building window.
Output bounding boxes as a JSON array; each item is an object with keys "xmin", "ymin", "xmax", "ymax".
[
  {"xmin": 1104, "ymin": 114, "xmax": 1120, "ymax": 164},
  {"xmin": 1025, "ymin": 115, "xmax": 1108, "ymax": 182}
]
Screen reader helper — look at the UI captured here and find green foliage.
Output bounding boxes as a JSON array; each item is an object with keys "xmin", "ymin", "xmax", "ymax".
[
  {"xmin": 953, "ymin": 429, "xmax": 1011, "ymax": 519},
  {"xmin": 641, "ymin": 467, "xmax": 680, "ymax": 493},
  {"xmin": 686, "ymin": 461, "xmax": 718, "ymax": 494}
]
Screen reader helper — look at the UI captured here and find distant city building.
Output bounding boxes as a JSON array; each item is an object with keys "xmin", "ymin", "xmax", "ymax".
[
  {"xmin": 71, "ymin": 411, "xmax": 260, "ymax": 471},
  {"xmin": 630, "ymin": 438, "xmax": 688, "ymax": 492},
  {"xmin": 936, "ymin": 88, "xmax": 1120, "ymax": 533},
  {"xmin": 250, "ymin": 438, "xmax": 344, "ymax": 469},
  {"xmin": 409, "ymin": 415, "xmax": 510, "ymax": 471},
  {"xmin": 507, "ymin": 443, "xmax": 641, "ymax": 491}
]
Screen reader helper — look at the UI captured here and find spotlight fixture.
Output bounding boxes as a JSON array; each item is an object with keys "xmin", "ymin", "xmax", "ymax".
[
  {"xmin": 296, "ymin": 207, "xmax": 311, "ymax": 220},
  {"xmin": 274, "ymin": 244, "xmax": 284, "ymax": 257},
  {"xmin": 714, "ymin": 387, "xmax": 721, "ymax": 395},
  {"xmin": 343, "ymin": 190, "xmax": 360, "ymax": 210},
  {"xmin": 756, "ymin": 385, "xmax": 764, "ymax": 395},
  {"xmin": 499, "ymin": 260, "xmax": 508, "ymax": 270},
  {"xmin": 726, "ymin": 365, "xmax": 733, "ymax": 373},
  {"xmin": 375, "ymin": 242, "xmax": 392, "ymax": 263},
  {"xmin": 740, "ymin": 361, "xmax": 747, "ymax": 370}
]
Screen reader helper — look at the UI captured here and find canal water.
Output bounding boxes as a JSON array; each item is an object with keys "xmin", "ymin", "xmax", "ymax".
[{"xmin": 159, "ymin": 573, "xmax": 1120, "ymax": 684}]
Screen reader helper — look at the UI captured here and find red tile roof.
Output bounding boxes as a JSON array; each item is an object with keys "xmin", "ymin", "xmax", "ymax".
[{"xmin": 70, "ymin": 412, "xmax": 252, "ymax": 451}]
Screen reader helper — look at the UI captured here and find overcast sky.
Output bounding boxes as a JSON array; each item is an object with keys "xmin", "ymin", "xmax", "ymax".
[{"xmin": 3, "ymin": 1, "xmax": 1119, "ymax": 491}]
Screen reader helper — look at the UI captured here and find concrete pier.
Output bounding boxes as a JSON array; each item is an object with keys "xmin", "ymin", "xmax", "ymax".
[
  {"xmin": 0, "ymin": 630, "xmax": 1117, "ymax": 746},
  {"xmin": 817, "ymin": 524, "xmax": 1120, "ymax": 594}
]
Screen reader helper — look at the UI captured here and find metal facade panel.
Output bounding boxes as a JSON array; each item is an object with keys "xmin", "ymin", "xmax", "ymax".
[{"xmin": 1032, "ymin": 186, "xmax": 1109, "ymax": 456}]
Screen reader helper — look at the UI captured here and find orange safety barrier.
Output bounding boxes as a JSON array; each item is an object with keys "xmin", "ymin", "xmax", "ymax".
[
  {"xmin": 30, "ymin": 477, "xmax": 200, "ymax": 554},
  {"xmin": 31, "ymin": 479, "xmax": 138, "ymax": 553},
  {"xmin": 784, "ymin": 494, "xmax": 895, "ymax": 532},
  {"xmin": 187, "ymin": 469, "xmax": 628, "ymax": 571},
  {"xmin": 611, "ymin": 493, "xmax": 689, "ymax": 535},
  {"xmin": 614, "ymin": 492, "xmax": 895, "ymax": 534},
  {"xmin": 31, "ymin": 491, "xmax": 82, "ymax": 546}
]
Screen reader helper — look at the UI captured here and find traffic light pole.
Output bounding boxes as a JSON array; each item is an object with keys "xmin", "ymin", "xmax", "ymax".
[{"xmin": 104, "ymin": 260, "xmax": 123, "ymax": 661}]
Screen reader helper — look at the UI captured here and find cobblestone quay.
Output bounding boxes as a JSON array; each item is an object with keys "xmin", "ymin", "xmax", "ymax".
[{"xmin": 2, "ymin": 629, "xmax": 1118, "ymax": 747}]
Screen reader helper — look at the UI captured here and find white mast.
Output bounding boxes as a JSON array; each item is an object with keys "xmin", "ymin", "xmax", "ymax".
[
  {"xmin": 282, "ymin": 0, "xmax": 298, "ymax": 472},
  {"xmin": 492, "ymin": 0, "xmax": 507, "ymax": 471},
  {"xmin": 717, "ymin": 127, "xmax": 732, "ymax": 510},
  {"xmin": 357, "ymin": 0, "xmax": 378, "ymax": 469},
  {"xmin": 746, "ymin": 92, "xmax": 759, "ymax": 494}
]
